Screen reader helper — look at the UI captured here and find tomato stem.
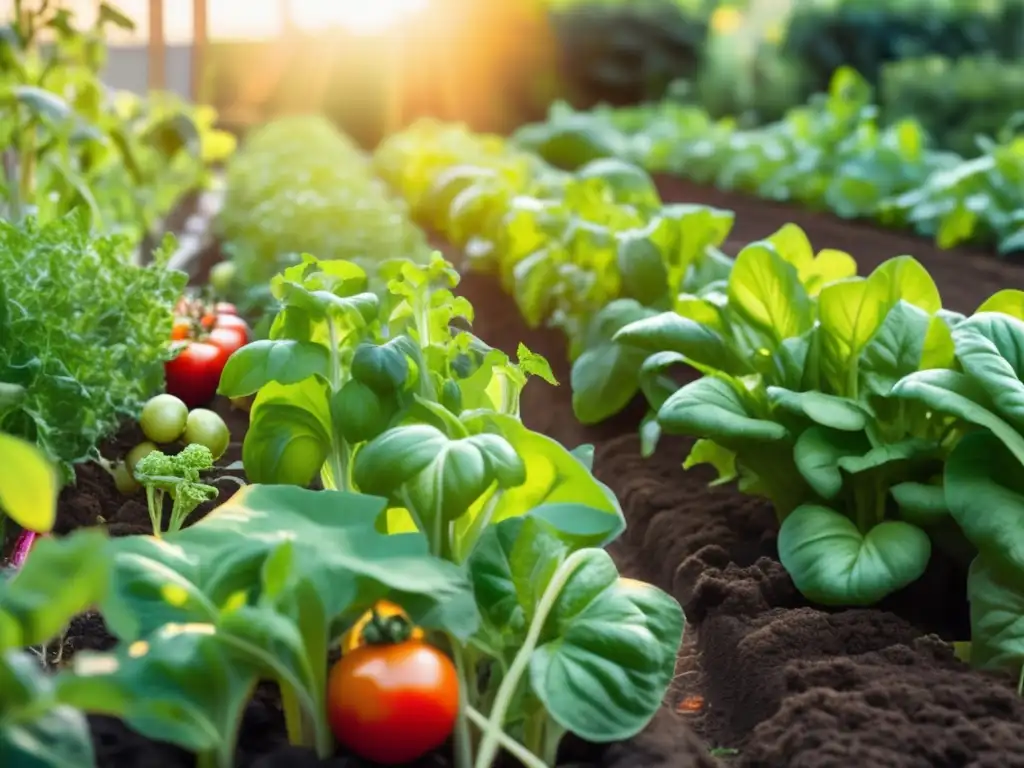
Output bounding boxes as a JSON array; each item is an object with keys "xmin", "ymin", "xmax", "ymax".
[{"xmin": 361, "ymin": 606, "xmax": 413, "ymax": 645}]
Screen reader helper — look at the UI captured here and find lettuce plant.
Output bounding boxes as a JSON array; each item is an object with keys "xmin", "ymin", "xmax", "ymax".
[{"xmin": 618, "ymin": 224, "xmax": 965, "ymax": 605}]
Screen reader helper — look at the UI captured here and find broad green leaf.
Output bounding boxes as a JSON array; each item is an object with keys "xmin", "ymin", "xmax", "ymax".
[
  {"xmin": 526, "ymin": 503, "xmax": 624, "ymax": 550},
  {"xmin": 353, "ymin": 424, "xmax": 526, "ymax": 540},
  {"xmin": 614, "ymin": 312, "xmax": 743, "ymax": 373},
  {"xmin": 243, "ymin": 378, "xmax": 332, "ymax": 486},
  {"xmin": 351, "ymin": 339, "xmax": 412, "ymax": 393},
  {"xmin": 793, "ymin": 427, "xmax": 869, "ymax": 499},
  {"xmin": 637, "ymin": 351, "xmax": 692, "ymax": 411},
  {"xmin": 945, "ymin": 432, "xmax": 1024, "ymax": 575},
  {"xmin": 658, "ymin": 376, "xmax": 788, "ymax": 442},
  {"xmin": 571, "ymin": 300, "xmax": 656, "ymax": 424},
  {"xmin": 976, "ymin": 289, "xmax": 1024, "ymax": 320},
  {"xmin": 728, "ymin": 241, "xmax": 812, "ymax": 343},
  {"xmin": 857, "ymin": 301, "xmax": 933, "ymax": 397},
  {"xmin": 531, "ymin": 550, "xmax": 683, "ymax": 741},
  {"xmin": 0, "ymin": 652, "xmax": 95, "ymax": 768},
  {"xmin": 778, "ymin": 504, "xmax": 930, "ymax": 605},
  {"xmin": 0, "ymin": 530, "xmax": 109, "ymax": 650},
  {"xmin": 952, "ymin": 314, "xmax": 1024, "ymax": 428},
  {"xmin": 64, "ymin": 624, "xmax": 253, "ymax": 761},
  {"xmin": 819, "ymin": 257, "xmax": 940, "ymax": 395},
  {"xmin": 891, "ymin": 369, "xmax": 1024, "ymax": 466},
  {"xmin": 468, "ymin": 518, "xmax": 682, "ymax": 742},
  {"xmin": 965, "ymin": 556, "xmax": 1024, "ymax": 670},
  {"xmin": 454, "ymin": 414, "xmax": 622, "ymax": 559},
  {"xmin": 615, "ymin": 230, "xmax": 669, "ymax": 306},
  {"xmin": 890, "ymin": 481, "xmax": 949, "ymax": 527},
  {"xmin": 835, "ymin": 437, "xmax": 936, "ymax": 475},
  {"xmin": 570, "ymin": 343, "xmax": 646, "ymax": 425},
  {"xmin": 218, "ymin": 340, "xmax": 330, "ymax": 398},
  {"xmin": 0, "ymin": 433, "xmax": 58, "ymax": 532},
  {"xmin": 767, "ymin": 388, "xmax": 867, "ymax": 431},
  {"xmin": 764, "ymin": 224, "xmax": 855, "ymax": 295}
]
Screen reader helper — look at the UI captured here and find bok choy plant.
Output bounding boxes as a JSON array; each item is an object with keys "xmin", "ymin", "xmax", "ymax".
[{"xmin": 618, "ymin": 223, "xmax": 965, "ymax": 605}]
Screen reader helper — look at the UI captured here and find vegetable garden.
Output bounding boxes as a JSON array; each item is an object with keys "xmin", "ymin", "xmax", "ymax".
[{"xmin": 5, "ymin": 2, "xmax": 1024, "ymax": 767}]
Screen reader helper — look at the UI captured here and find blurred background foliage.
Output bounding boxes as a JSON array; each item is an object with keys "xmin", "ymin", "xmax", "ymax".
[{"xmin": 198, "ymin": 0, "xmax": 1024, "ymax": 156}]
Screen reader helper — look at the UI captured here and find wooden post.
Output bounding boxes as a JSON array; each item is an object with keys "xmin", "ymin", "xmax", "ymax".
[
  {"xmin": 191, "ymin": 0, "xmax": 207, "ymax": 101},
  {"xmin": 148, "ymin": 0, "xmax": 165, "ymax": 90}
]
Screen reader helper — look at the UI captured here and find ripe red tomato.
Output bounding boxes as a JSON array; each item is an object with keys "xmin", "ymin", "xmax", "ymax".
[
  {"xmin": 165, "ymin": 305, "xmax": 250, "ymax": 407},
  {"xmin": 327, "ymin": 641, "xmax": 459, "ymax": 765},
  {"xmin": 165, "ymin": 342, "xmax": 229, "ymax": 408}
]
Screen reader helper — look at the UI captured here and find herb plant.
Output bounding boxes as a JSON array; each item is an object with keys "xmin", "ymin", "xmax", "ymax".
[
  {"xmin": 133, "ymin": 444, "xmax": 218, "ymax": 536},
  {"xmin": 0, "ymin": 213, "xmax": 185, "ymax": 481}
]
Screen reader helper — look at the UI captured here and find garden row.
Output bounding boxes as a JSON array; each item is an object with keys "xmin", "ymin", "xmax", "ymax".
[
  {"xmin": 516, "ymin": 67, "xmax": 1024, "ymax": 257},
  {"xmin": 368, "ymin": 115, "xmax": 1024, "ymax": 762},
  {"xmin": 1, "ymin": 110, "xmax": 693, "ymax": 768}
]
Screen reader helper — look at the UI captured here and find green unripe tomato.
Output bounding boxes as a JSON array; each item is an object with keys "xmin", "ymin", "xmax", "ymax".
[
  {"xmin": 113, "ymin": 462, "xmax": 140, "ymax": 495},
  {"xmin": 140, "ymin": 394, "xmax": 189, "ymax": 444},
  {"xmin": 209, "ymin": 261, "xmax": 237, "ymax": 295},
  {"xmin": 183, "ymin": 408, "xmax": 230, "ymax": 461},
  {"xmin": 126, "ymin": 441, "xmax": 159, "ymax": 473}
]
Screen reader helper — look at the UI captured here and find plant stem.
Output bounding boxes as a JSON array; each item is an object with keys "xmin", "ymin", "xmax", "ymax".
[
  {"xmin": 473, "ymin": 550, "xmax": 589, "ymax": 768},
  {"xmin": 145, "ymin": 486, "xmax": 163, "ymax": 537},
  {"xmin": 450, "ymin": 643, "xmax": 475, "ymax": 768},
  {"xmin": 465, "ymin": 706, "xmax": 548, "ymax": 768},
  {"xmin": 325, "ymin": 316, "xmax": 349, "ymax": 492}
]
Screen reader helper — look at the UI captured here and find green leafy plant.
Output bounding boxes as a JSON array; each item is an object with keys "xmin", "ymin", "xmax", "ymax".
[
  {"xmin": 890, "ymin": 293, "xmax": 1024, "ymax": 680},
  {"xmin": 0, "ymin": 528, "xmax": 111, "ymax": 768},
  {"xmin": 56, "ymin": 485, "xmax": 681, "ymax": 768},
  {"xmin": 218, "ymin": 251, "xmax": 555, "ymax": 494},
  {"xmin": 0, "ymin": 1, "xmax": 233, "ymax": 241},
  {"xmin": 618, "ymin": 223, "xmax": 966, "ymax": 605},
  {"xmin": 375, "ymin": 120, "xmax": 736, "ymax": 425},
  {"xmin": 0, "ymin": 213, "xmax": 185, "ymax": 481}
]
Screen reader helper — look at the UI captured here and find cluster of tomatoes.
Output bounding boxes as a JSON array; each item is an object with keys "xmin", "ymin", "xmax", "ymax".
[{"xmin": 167, "ymin": 298, "xmax": 250, "ymax": 408}]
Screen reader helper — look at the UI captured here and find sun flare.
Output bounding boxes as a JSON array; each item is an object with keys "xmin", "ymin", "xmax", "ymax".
[{"xmin": 289, "ymin": 0, "xmax": 429, "ymax": 35}]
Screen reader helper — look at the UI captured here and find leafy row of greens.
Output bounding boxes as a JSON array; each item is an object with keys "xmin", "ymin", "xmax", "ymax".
[
  {"xmin": 611, "ymin": 218, "xmax": 1024, "ymax": 682},
  {"xmin": 515, "ymin": 67, "xmax": 1024, "ymax": 256},
  {"xmin": 215, "ymin": 115, "xmax": 431, "ymax": 333},
  {"xmin": 373, "ymin": 119, "xmax": 737, "ymax": 425},
  {"xmin": 0, "ymin": 0, "xmax": 235, "ymax": 245}
]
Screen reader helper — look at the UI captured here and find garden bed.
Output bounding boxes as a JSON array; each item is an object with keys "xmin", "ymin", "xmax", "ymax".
[{"xmin": 48, "ymin": 182, "xmax": 1024, "ymax": 766}]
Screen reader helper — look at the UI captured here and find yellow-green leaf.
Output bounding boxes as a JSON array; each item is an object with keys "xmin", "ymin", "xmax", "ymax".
[
  {"xmin": 0, "ymin": 434, "xmax": 58, "ymax": 532},
  {"xmin": 728, "ymin": 242, "xmax": 813, "ymax": 343},
  {"xmin": 976, "ymin": 289, "xmax": 1024, "ymax": 320},
  {"xmin": 799, "ymin": 248, "xmax": 857, "ymax": 296}
]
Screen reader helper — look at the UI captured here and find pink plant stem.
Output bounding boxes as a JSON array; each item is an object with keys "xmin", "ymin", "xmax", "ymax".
[{"xmin": 10, "ymin": 530, "xmax": 38, "ymax": 569}]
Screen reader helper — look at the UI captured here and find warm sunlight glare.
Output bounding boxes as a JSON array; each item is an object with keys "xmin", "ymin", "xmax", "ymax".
[{"xmin": 289, "ymin": 0, "xmax": 430, "ymax": 35}]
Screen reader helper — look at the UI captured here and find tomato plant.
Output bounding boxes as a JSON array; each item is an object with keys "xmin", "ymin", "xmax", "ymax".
[
  {"xmin": 166, "ymin": 298, "xmax": 250, "ymax": 407},
  {"xmin": 327, "ymin": 611, "xmax": 459, "ymax": 765}
]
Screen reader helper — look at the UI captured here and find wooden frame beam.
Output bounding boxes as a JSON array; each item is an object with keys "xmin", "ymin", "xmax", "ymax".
[
  {"xmin": 191, "ymin": 0, "xmax": 207, "ymax": 101},
  {"xmin": 148, "ymin": 0, "xmax": 165, "ymax": 90}
]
